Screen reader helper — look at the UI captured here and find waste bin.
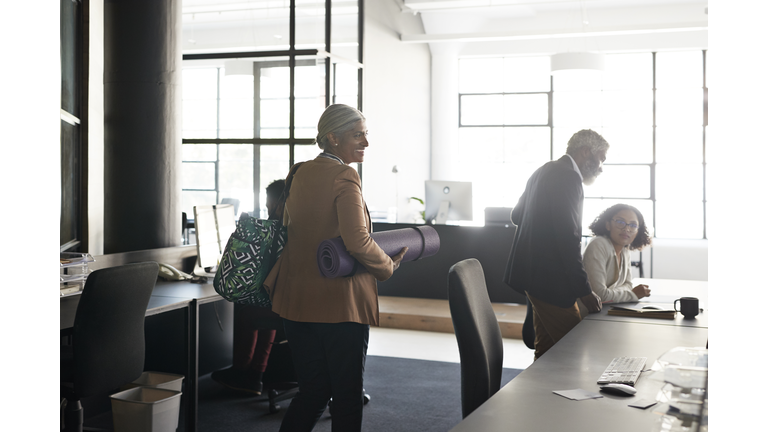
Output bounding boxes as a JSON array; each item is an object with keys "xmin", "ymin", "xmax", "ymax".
[
  {"xmin": 125, "ymin": 371, "xmax": 185, "ymax": 392},
  {"xmin": 110, "ymin": 387, "xmax": 182, "ymax": 432}
]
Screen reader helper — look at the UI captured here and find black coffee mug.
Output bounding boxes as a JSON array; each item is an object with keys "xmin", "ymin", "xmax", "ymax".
[{"xmin": 674, "ymin": 297, "xmax": 699, "ymax": 319}]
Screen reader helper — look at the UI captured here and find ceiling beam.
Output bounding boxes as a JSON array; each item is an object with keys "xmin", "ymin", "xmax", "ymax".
[{"xmin": 400, "ymin": 21, "xmax": 707, "ymax": 43}]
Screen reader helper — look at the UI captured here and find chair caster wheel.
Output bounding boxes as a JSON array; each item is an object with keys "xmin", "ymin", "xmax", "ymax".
[{"xmin": 269, "ymin": 389, "xmax": 281, "ymax": 414}]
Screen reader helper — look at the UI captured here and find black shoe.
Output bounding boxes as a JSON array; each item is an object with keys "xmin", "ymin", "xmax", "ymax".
[{"xmin": 211, "ymin": 367, "xmax": 263, "ymax": 395}]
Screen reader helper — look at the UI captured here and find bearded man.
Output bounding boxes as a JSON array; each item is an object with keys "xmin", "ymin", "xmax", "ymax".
[{"xmin": 503, "ymin": 129, "xmax": 610, "ymax": 360}]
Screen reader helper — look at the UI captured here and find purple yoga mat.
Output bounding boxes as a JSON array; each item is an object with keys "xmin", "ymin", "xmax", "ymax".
[{"xmin": 317, "ymin": 226, "xmax": 440, "ymax": 278}]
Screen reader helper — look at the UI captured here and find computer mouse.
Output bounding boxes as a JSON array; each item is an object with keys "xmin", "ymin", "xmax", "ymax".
[{"xmin": 599, "ymin": 383, "xmax": 637, "ymax": 396}]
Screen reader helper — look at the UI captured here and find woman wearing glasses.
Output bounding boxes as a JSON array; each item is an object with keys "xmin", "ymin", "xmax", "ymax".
[{"xmin": 577, "ymin": 204, "xmax": 653, "ymax": 317}]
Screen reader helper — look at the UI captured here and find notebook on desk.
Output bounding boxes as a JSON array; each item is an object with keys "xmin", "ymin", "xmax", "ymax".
[{"xmin": 607, "ymin": 306, "xmax": 675, "ymax": 319}]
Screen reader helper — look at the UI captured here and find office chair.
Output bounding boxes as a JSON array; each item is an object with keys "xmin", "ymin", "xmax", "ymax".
[
  {"xmin": 631, "ymin": 250, "xmax": 645, "ymax": 278},
  {"xmin": 219, "ymin": 310, "xmax": 370, "ymax": 415},
  {"xmin": 253, "ymin": 312, "xmax": 300, "ymax": 414},
  {"xmin": 262, "ymin": 324, "xmax": 371, "ymax": 416},
  {"xmin": 448, "ymin": 258, "xmax": 504, "ymax": 418},
  {"xmin": 522, "ymin": 299, "xmax": 535, "ymax": 350},
  {"xmin": 60, "ymin": 262, "xmax": 159, "ymax": 432},
  {"xmin": 182, "ymin": 212, "xmax": 189, "ymax": 244}
]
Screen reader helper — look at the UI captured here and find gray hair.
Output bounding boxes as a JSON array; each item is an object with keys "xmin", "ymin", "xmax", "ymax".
[
  {"xmin": 565, "ymin": 129, "xmax": 609, "ymax": 156},
  {"xmin": 315, "ymin": 104, "xmax": 365, "ymax": 150}
]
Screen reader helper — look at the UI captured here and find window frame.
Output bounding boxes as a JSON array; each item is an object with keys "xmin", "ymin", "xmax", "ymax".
[{"xmin": 181, "ymin": 0, "xmax": 365, "ymax": 219}]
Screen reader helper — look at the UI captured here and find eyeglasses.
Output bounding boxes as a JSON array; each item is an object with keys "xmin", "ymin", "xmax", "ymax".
[{"xmin": 612, "ymin": 219, "xmax": 639, "ymax": 231}]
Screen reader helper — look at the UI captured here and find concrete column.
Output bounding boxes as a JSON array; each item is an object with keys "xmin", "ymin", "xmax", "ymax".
[
  {"xmin": 103, "ymin": 0, "xmax": 182, "ymax": 253},
  {"xmin": 429, "ymin": 43, "xmax": 460, "ymax": 181}
]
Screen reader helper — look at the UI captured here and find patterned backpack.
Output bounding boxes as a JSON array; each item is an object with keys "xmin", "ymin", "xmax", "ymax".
[
  {"xmin": 213, "ymin": 214, "xmax": 287, "ymax": 306},
  {"xmin": 213, "ymin": 162, "xmax": 302, "ymax": 306}
]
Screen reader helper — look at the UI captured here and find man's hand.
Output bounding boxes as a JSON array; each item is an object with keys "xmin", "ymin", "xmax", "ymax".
[
  {"xmin": 392, "ymin": 247, "xmax": 408, "ymax": 272},
  {"xmin": 632, "ymin": 284, "xmax": 651, "ymax": 299},
  {"xmin": 580, "ymin": 292, "xmax": 602, "ymax": 313}
]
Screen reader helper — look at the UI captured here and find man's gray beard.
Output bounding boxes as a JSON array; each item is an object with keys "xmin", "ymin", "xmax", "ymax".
[{"xmin": 581, "ymin": 159, "xmax": 601, "ymax": 186}]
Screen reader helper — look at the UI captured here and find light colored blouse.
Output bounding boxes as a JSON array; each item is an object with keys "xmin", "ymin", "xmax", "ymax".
[{"xmin": 577, "ymin": 235, "xmax": 638, "ymax": 318}]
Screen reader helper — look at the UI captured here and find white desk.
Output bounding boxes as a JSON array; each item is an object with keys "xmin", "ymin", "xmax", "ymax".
[
  {"xmin": 450, "ymin": 278, "xmax": 709, "ymax": 432},
  {"xmin": 585, "ymin": 278, "xmax": 709, "ymax": 328}
]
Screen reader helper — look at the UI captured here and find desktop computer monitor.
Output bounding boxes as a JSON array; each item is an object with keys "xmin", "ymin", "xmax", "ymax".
[
  {"xmin": 424, "ymin": 180, "xmax": 473, "ymax": 224},
  {"xmin": 193, "ymin": 204, "xmax": 236, "ymax": 272}
]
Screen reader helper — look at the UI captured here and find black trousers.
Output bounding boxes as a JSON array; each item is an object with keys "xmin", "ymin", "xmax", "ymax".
[{"xmin": 279, "ymin": 319, "xmax": 369, "ymax": 432}]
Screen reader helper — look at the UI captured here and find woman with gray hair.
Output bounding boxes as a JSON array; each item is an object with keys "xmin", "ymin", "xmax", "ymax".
[{"xmin": 264, "ymin": 104, "xmax": 408, "ymax": 432}]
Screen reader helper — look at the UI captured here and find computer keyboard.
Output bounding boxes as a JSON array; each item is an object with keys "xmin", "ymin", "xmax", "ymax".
[{"xmin": 597, "ymin": 356, "xmax": 647, "ymax": 386}]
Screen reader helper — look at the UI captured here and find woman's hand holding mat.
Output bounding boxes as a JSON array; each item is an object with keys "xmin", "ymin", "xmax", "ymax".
[{"xmin": 317, "ymin": 226, "xmax": 440, "ymax": 278}]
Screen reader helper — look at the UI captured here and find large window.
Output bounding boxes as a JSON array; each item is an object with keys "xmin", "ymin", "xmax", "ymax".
[
  {"xmin": 181, "ymin": 62, "xmax": 328, "ymax": 218},
  {"xmin": 459, "ymin": 51, "xmax": 707, "ymax": 240},
  {"xmin": 181, "ymin": 0, "xmax": 363, "ymax": 220}
]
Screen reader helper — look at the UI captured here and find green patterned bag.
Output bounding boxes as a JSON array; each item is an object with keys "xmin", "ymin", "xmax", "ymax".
[{"xmin": 213, "ymin": 213, "xmax": 287, "ymax": 306}]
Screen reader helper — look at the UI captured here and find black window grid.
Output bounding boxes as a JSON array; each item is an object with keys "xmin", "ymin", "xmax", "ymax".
[{"xmin": 181, "ymin": 0, "xmax": 365, "ymax": 216}]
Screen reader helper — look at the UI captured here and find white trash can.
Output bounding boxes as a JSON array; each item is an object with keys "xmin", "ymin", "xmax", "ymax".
[
  {"xmin": 110, "ymin": 387, "xmax": 182, "ymax": 432},
  {"xmin": 126, "ymin": 371, "xmax": 185, "ymax": 392}
]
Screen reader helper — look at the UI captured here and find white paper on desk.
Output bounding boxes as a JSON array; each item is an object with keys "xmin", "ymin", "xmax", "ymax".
[
  {"xmin": 640, "ymin": 295, "xmax": 677, "ymax": 303},
  {"xmin": 553, "ymin": 389, "xmax": 603, "ymax": 401},
  {"xmin": 629, "ymin": 399, "xmax": 657, "ymax": 409}
]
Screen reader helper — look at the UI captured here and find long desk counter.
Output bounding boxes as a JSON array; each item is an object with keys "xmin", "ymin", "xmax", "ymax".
[
  {"xmin": 585, "ymin": 278, "xmax": 709, "ymax": 328},
  {"xmin": 61, "ymin": 276, "xmax": 226, "ymax": 432},
  {"xmin": 60, "ymin": 279, "xmax": 221, "ymax": 330},
  {"xmin": 451, "ymin": 279, "xmax": 709, "ymax": 432}
]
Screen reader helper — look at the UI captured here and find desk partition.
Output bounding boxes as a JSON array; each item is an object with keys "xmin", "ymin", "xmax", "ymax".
[{"xmin": 373, "ymin": 223, "xmax": 523, "ymax": 304}]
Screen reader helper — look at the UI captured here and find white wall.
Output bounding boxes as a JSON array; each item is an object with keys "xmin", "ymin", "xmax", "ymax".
[{"xmin": 362, "ymin": 0, "xmax": 432, "ymax": 223}]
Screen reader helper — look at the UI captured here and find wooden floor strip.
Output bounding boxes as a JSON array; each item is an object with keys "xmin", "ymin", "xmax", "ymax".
[{"xmin": 378, "ymin": 296, "xmax": 526, "ymax": 339}]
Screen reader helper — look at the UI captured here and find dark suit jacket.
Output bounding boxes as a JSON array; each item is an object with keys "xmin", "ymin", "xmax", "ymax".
[{"xmin": 503, "ymin": 155, "xmax": 591, "ymax": 308}]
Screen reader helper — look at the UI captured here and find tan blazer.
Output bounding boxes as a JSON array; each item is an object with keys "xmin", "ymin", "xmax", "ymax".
[{"xmin": 263, "ymin": 156, "xmax": 395, "ymax": 325}]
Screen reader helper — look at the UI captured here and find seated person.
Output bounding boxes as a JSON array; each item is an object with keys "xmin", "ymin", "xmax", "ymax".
[
  {"xmin": 577, "ymin": 204, "xmax": 652, "ymax": 318},
  {"xmin": 211, "ymin": 179, "xmax": 286, "ymax": 395}
]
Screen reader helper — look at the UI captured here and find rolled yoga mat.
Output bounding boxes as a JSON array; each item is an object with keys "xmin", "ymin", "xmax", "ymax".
[{"xmin": 317, "ymin": 226, "xmax": 440, "ymax": 278}]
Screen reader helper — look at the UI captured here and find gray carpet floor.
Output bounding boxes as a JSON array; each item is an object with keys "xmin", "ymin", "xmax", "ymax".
[{"xmin": 197, "ymin": 355, "xmax": 524, "ymax": 432}]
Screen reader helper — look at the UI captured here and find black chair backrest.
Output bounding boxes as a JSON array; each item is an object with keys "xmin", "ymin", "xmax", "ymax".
[
  {"xmin": 72, "ymin": 261, "xmax": 158, "ymax": 397},
  {"xmin": 448, "ymin": 258, "xmax": 504, "ymax": 418}
]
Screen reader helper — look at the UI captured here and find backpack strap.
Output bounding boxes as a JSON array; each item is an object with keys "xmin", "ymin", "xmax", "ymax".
[{"xmin": 274, "ymin": 162, "xmax": 304, "ymax": 221}]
